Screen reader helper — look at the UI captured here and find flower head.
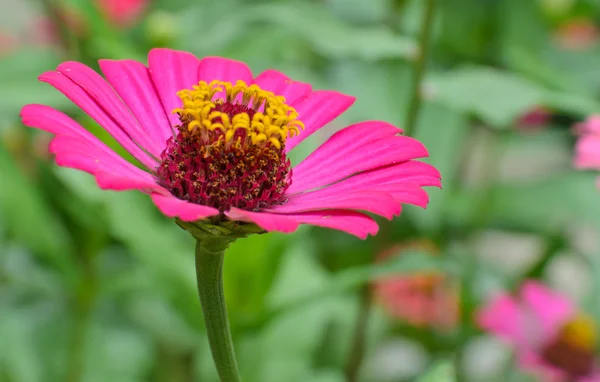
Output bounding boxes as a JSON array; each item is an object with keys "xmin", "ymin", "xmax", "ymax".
[
  {"xmin": 21, "ymin": 49, "xmax": 440, "ymax": 239},
  {"xmin": 98, "ymin": 0, "xmax": 148, "ymax": 27},
  {"xmin": 517, "ymin": 106, "xmax": 551, "ymax": 132},
  {"xmin": 477, "ymin": 281, "xmax": 600, "ymax": 381},
  {"xmin": 373, "ymin": 241, "xmax": 459, "ymax": 331},
  {"xmin": 574, "ymin": 116, "xmax": 600, "ymax": 186}
]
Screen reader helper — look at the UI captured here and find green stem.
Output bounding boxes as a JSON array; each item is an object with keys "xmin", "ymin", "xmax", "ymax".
[
  {"xmin": 195, "ymin": 240, "xmax": 241, "ymax": 382},
  {"xmin": 67, "ymin": 258, "xmax": 96, "ymax": 382},
  {"xmin": 344, "ymin": 285, "xmax": 372, "ymax": 382},
  {"xmin": 403, "ymin": 0, "xmax": 437, "ymax": 137}
]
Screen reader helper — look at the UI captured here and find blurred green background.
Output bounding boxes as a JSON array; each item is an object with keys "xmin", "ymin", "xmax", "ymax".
[{"xmin": 2, "ymin": 0, "xmax": 600, "ymax": 381}]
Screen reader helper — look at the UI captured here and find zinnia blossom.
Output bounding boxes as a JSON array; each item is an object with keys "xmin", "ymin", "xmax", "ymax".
[
  {"xmin": 517, "ymin": 106, "xmax": 551, "ymax": 131},
  {"xmin": 21, "ymin": 48, "xmax": 439, "ymax": 238},
  {"xmin": 373, "ymin": 241, "xmax": 459, "ymax": 330},
  {"xmin": 574, "ymin": 115, "xmax": 600, "ymax": 183},
  {"xmin": 97, "ymin": 0, "xmax": 148, "ymax": 27},
  {"xmin": 477, "ymin": 281, "xmax": 600, "ymax": 381}
]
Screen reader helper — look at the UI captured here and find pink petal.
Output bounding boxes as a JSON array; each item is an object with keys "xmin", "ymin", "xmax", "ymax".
[
  {"xmin": 198, "ymin": 56, "xmax": 253, "ymax": 85},
  {"xmin": 150, "ymin": 193, "xmax": 219, "ymax": 221},
  {"xmin": 476, "ymin": 293, "xmax": 529, "ymax": 349},
  {"xmin": 225, "ymin": 208, "xmax": 299, "ymax": 233},
  {"xmin": 39, "ymin": 70, "xmax": 157, "ymax": 169},
  {"xmin": 55, "ymin": 61, "xmax": 162, "ymax": 159},
  {"xmin": 323, "ymin": 161, "xmax": 442, "ymax": 190},
  {"xmin": 575, "ymin": 115, "xmax": 600, "ymax": 134},
  {"xmin": 286, "ymin": 164, "xmax": 437, "ymax": 210},
  {"xmin": 581, "ymin": 372, "xmax": 600, "ymax": 382},
  {"xmin": 575, "ymin": 135, "xmax": 600, "ymax": 169},
  {"xmin": 148, "ymin": 48, "xmax": 201, "ymax": 127},
  {"xmin": 520, "ymin": 281, "xmax": 575, "ymax": 342},
  {"xmin": 21, "ymin": 104, "xmax": 162, "ymax": 193},
  {"xmin": 285, "ymin": 90, "xmax": 356, "ymax": 153},
  {"xmin": 253, "ymin": 69, "xmax": 312, "ymax": 105},
  {"xmin": 283, "ymin": 210, "xmax": 379, "ymax": 239},
  {"xmin": 99, "ymin": 59, "xmax": 173, "ymax": 147},
  {"xmin": 270, "ymin": 190, "xmax": 400, "ymax": 219},
  {"xmin": 289, "ymin": 124, "xmax": 428, "ymax": 194}
]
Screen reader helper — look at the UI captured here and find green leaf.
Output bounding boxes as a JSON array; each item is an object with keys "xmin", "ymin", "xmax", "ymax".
[
  {"xmin": 407, "ymin": 102, "xmax": 470, "ymax": 232},
  {"xmin": 417, "ymin": 361, "xmax": 455, "ymax": 382},
  {"xmin": 266, "ymin": 241, "xmax": 330, "ymax": 309},
  {"xmin": 83, "ymin": 323, "xmax": 154, "ymax": 382},
  {"xmin": 102, "ymin": 191, "xmax": 202, "ymax": 324},
  {"xmin": 0, "ymin": 49, "xmax": 71, "ymax": 124},
  {"xmin": 224, "ymin": 232, "xmax": 289, "ymax": 319},
  {"xmin": 0, "ymin": 143, "xmax": 75, "ymax": 278},
  {"xmin": 257, "ymin": 297, "xmax": 348, "ymax": 382},
  {"xmin": 0, "ymin": 307, "xmax": 44, "ymax": 382},
  {"xmin": 186, "ymin": 2, "xmax": 416, "ymax": 61},
  {"xmin": 429, "ymin": 67, "xmax": 545, "ymax": 128},
  {"xmin": 542, "ymin": 91, "xmax": 600, "ymax": 116},
  {"xmin": 447, "ymin": 171, "xmax": 600, "ymax": 234}
]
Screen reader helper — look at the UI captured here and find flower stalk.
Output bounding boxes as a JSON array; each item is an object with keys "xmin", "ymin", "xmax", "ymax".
[
  {"xmin": 195, "ymin": 239, "xmax": 241, "ymax": 382},
  {"xmin": 403, "ymin": 0, "xmax": 437, "ymax": 137},
  {"xmin": 178, "ymin": 219, "xmax": 263, "ymax": 382}
]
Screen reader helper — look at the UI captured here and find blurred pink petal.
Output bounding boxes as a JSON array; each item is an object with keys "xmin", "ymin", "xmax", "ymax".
[
  {"xmin": 521, "ymin": 281, "xmax": 575, "ymax": 340},
  {"xmin": 373, "ymin": 242, "xmax": 459, "ymax": 331},
  {"xmin": 98, "ymin": 0, "xmax": 148, "ymax": 27},
  {"xmin": 477, "ymin": 281, "xmax": 599, "ymax": 381},
  {"xmin": 574, "ymin": 115, "xmax": 600, "ymax": 171}
]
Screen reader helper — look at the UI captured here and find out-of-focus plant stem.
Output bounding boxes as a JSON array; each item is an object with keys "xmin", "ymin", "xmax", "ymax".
[
  {"xmin": 403, "ymin": 0, "xmax": 437, "ymax": 137},
  {"xmin": 344, "ymin": 2, "xmax": 438, "ymax": 381},
  {"xmin": 38, "ymin": 0, "xmax": 80, "ymax": 59},
  {"xmin": 195, "ymin": 240, "xmax": 241, "ymax": 382},
  {"xmin": 67, "ymin": 256, "xmax": 96, "ymax": 382},
  {"xmin": 455, "ymin": 127, "xmax": 510, "ymax": 381},
  {"xmin": 344, "ymin": 285, "xmax": 372, "ymax": 382}
]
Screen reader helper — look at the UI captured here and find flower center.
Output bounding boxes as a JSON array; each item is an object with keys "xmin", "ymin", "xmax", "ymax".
[
  {"xmin": 541, "ymin": 314, "xmax": 597, "ymax": 378},
  {"xmin": 156, "ymin": 80, "xmax": 304, "ymax": 212}
]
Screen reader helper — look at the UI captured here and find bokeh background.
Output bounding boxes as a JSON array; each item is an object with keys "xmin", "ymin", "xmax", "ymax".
[{"xmin": 2, "ymin": 0, "xmax": 600, "ymax": 381}]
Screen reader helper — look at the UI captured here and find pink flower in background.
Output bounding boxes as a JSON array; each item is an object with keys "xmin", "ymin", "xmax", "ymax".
[
  {"xmin": 477, "ymin": 281, "xmax": 600, "ymax": 382},
  {"xmin": 97, "ymin": 0, "xmax": 148, "ymax": 27},
  {"xmin": 574, "ymin": 115, "xmax": 600, "ymax": 181},
  {"xmin": 555, "ymin": 19, "xmax": 599, "ymax": 51},
  {"xmin": 373, "ymin": 242, "xmax": 459, "ymax": 330},
  {"xmin": 517, "ymin": 106, "xmax": 551, "ymax": 132},
  {"xmin": 21, "ymin": 48, "xmax": 440, "ymax": 238},
  {"xmin": 0, "ymin": 30, "xmax": 17, "ymax": 57}
]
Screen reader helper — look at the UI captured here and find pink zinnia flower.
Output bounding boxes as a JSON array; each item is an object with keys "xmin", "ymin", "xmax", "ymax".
[
  {"xmin": 555, "ymin": 18, "xmax": 599, "ymax": 51},
  {"xmin": 574, "ymin": 115, "xmax": 600, "ymax": 182},
  {"xmin": 373, "ymin": 242, "xmax": 459, "ymax": 331},
  {"xmin": 20, "ymin": 49, "xmax": 439, "ymax": 238},
  {"xmin": 517, "ymin": 106, "xmax": 552, "ymax": 132},
  {"xmin": 97, "ymin": 0, "xmax": 148, "ymax": 27},
  {"xmin": 477, "ymin": 281, "xmax": 600, "ymax": 381}
]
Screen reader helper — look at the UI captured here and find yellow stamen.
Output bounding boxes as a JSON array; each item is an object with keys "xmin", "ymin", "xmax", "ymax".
[
  {"xmin": 560, "ymin": 314, "xmax": 597, "ymax": 351},
  {"xmin": 173, "ymin": 80, "xmax": 305, "ymax": 149}
]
